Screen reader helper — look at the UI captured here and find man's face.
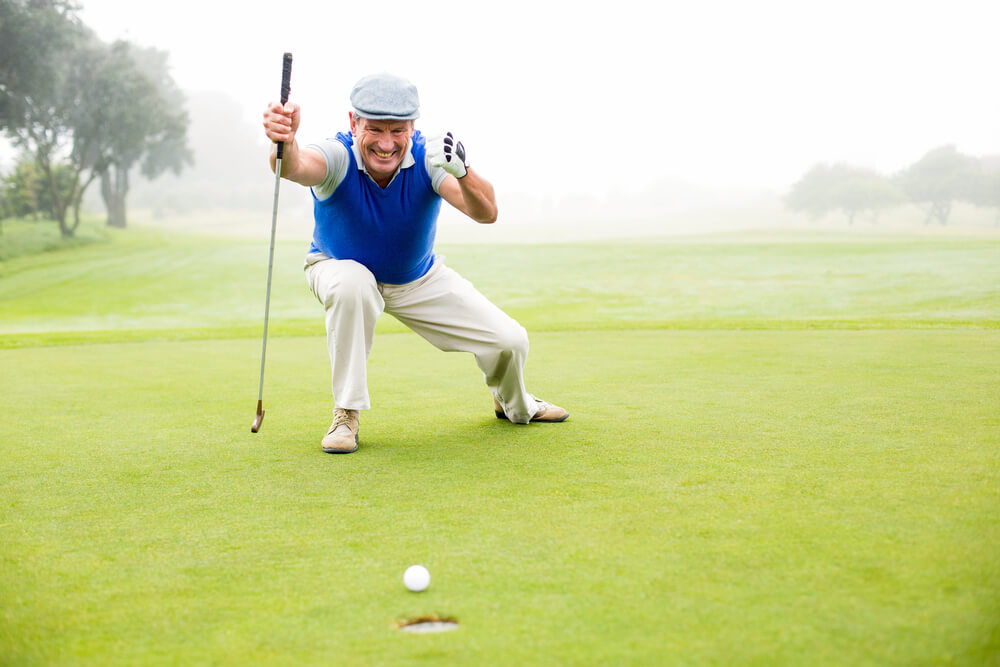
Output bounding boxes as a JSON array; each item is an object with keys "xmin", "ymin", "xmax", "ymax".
[{"xmin": 350, "ymin": 115, "xmax": 414, "ymax": 182}]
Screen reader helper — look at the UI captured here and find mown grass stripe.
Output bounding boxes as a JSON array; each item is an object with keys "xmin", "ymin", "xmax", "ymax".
[{"xmin": 2, "ymin": 318, "xmax": 1000, "ymax": 350}]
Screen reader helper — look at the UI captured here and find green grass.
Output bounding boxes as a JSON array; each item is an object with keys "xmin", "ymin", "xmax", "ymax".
[
  {"xmin": 1, "ymin": 223, "xmax": 999, "ymax": 664},
  {"xmin": 0, "ymin": 217, "xmax": 111, "ymax": 264},
  {"xmin": 1, "ymin": 226, "xmax": 998, "ymax": 347}
]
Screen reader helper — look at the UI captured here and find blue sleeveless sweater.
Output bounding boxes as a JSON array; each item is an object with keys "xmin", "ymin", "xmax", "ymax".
[{"xmin": 309, "ymin": 131, "xmax": 442, "ymax": 284}]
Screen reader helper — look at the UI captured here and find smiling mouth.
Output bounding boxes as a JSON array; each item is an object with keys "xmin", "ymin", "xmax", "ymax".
[{"xmin": 372, "ymin": 150, "xmax": 395, "ymax": 159}]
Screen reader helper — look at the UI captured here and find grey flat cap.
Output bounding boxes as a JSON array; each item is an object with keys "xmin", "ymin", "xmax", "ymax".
[{"xmin": 350, "ymin": 73, "xmax": 420, "ymax": 121}]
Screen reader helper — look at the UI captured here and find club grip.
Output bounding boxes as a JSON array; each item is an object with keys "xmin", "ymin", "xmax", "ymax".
[
  {"xmin": 280, "ymin": 52, "xmax": 293, "ymax": 104},
  {"xmin": 276, "ymin": 52, "xmax": 293, "ymax": 159}
]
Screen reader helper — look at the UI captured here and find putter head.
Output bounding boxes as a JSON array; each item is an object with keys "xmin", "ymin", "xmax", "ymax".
[{"xmin": 251, "ymin": 401, "xmax": 264, "ymax": 433}]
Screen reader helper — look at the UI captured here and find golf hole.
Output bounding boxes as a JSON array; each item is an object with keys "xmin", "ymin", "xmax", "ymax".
[{"xmin": 395, "ymin": 614, "xmax": 459, "ymax": 634}]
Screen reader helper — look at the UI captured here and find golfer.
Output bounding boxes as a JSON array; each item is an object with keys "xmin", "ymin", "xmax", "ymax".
[{"xmin": 262, "ymin": 73, "xmax": 568, "ymax": 454}]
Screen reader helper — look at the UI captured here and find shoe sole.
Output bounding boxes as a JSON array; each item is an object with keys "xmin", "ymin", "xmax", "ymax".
[
  {"xmin": 323, "ymin": 446, "xmax": 358, "ymax": 454},
  {"xmin": 495, "ymin": 411, "xmax": 569, "ymax": 423},
  {"xmin": 322, "ymin": 435, "xmax": 359, "ymax": 454}
]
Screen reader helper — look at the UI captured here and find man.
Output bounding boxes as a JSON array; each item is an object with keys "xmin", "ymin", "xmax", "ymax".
[{"xmin": 262, "ymin": 73, "xmax": 567, "ymax": 454}]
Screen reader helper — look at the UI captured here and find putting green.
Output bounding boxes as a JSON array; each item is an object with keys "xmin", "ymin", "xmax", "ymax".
[
  {"xmin": 1, "ymin": 227, "xmax": 998, "ymax": 663},
  {"xmin": 2, "ymin": 327, "xmax": 998, "ymax": 664}
]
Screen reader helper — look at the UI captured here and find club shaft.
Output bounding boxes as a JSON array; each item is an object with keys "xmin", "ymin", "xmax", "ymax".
[{"xmin": 257, "ymin": 156, "xmax": 282, "ymax": 403}]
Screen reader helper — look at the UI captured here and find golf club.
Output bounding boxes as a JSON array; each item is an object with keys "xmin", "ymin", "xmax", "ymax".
[{"xmin": 251, "ymin": 51, "xmax": 293, "ymax": 433}]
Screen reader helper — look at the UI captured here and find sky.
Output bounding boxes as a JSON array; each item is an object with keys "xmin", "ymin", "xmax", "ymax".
[{"xmin": 25, "ymin": 0, "xmax": 1000, "ymax": 198}]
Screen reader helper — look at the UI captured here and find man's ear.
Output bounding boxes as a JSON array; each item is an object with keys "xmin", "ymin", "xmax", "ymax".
[{"xmin": 349, "ymin": 112, "xmax": 358, "ymax": 136}]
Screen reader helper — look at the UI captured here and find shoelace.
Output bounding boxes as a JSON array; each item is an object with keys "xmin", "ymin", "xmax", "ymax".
[{"xmin": 330, "ymin": 409, "xmax": 355, "ymax": 433}]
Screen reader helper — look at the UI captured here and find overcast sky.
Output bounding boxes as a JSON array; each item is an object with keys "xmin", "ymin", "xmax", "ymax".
[{"xmin": 37, "ymin": 0, "xmax": 1000, "ymax": 197}]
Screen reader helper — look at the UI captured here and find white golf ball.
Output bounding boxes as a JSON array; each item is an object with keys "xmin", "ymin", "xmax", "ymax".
[{"xmin": 404, "ymin": 565, "xmax": 430, "ymax": 592}]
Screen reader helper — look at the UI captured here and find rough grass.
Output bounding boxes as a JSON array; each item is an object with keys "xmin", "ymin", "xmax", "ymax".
[
  {"xmin": 1, "ymin": 224, "xmax": 999, "ymax": 665},
  {"xmin": 0, "ymin": 217, "xmax": 110, "ymax": 264}
]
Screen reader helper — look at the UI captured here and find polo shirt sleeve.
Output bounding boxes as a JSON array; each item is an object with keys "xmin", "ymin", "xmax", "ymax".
[
  {"xmin": 425, "ymin": 158, "xmax": 450, "ymax": 194},
  {"xmin": 306, "ymin": 139, "xmax": 350, "ymax": 201}
]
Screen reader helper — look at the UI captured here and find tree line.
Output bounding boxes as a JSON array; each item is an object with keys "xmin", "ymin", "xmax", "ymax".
[
  {"xmin": 0, "ymin": 0, "xmax": 190, "ymax": 236},
  {"xmin": 785, "ymin": 146, "xmax": 1000, "ymax": 226}
]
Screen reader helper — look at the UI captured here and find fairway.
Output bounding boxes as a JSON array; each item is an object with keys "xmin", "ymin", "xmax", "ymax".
[{"xmin": 2, "ymin": 227, "xmax": 999, "ymax": 664}]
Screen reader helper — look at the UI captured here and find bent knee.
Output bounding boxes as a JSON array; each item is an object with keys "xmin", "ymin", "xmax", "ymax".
[
  {"xmin": 493, "ymin": 322, "xmax": 529, "ymax": 356},
  {"xmin": 312, "ymin": 260, "xmax": 380, "ymax": 310}
]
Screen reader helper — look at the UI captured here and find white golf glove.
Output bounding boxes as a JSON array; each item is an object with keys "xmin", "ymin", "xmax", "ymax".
[{"xmin": 426, "ymin": 131, "xmax": 468, "ymax": 179}]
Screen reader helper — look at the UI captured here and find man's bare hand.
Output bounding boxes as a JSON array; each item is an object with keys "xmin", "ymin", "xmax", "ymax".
[{"xmin": 262, "ymin": 101, "xmax": 300, "ymax": 145}]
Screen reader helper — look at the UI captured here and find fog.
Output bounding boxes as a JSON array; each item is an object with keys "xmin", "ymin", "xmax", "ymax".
[{"xmin": 6, "ymin": 0, "xmax": 1000, "ymax": 236}]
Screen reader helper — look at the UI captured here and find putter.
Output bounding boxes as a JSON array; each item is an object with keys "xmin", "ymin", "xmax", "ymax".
[{"xmin": 251, "ymin": 52, "xmax": 293, "ymax": 433}]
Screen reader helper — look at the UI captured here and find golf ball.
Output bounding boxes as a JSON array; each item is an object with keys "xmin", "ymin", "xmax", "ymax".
[{"xmin": 404, "ymin": 565, "xmax": 430, "ymax": 592}]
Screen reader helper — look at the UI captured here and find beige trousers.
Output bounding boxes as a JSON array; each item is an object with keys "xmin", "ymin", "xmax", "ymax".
[{"xmin": 304, "ymin": 256, "xmax": 539, "ymax": 423}]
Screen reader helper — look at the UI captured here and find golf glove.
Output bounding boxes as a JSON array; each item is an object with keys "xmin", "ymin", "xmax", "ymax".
[{"xmin": 427, "ymin": 132, "xmax": 468, "ymax": 179}]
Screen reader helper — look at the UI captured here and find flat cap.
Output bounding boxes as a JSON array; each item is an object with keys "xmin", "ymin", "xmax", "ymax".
[{"xmin": 350, "ymin": 73, "xmax": 420, "ymax": 121}]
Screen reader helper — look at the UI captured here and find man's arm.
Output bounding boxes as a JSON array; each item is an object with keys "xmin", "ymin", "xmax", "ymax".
[
  {"xmin": 262, "ymin": 101, "xmax": 327, "ymax": 187},
  {"xmin": 427, "ymin": 132, "xmax": 498, "ymax": 224},
  {"xmin": 437, "ymin": 169, "xmax": 498, "ymax": 224}
]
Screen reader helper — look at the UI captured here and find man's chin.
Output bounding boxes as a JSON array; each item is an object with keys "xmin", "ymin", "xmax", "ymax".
[{"xmin": 364, "ymin": 159, "xmax": 400, "ymax": 179}]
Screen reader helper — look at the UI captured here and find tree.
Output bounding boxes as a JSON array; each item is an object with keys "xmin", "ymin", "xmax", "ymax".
[
  {"xmin": 0, "ymin": 0, "xmax": 88, "ymax": 235},
  {"xmin": 2, "ymin": 3, "xmax": 190, "ymax": 235},
  {"xmin": 0, "ymin": 0, "xmax": 79, "ymax": 123},
  {"xmin": 967, "ymin": 156, "xmax": 1000, "ymax": 226},
  {"xmin": 1, "ymin": 153, "xmax": 75, "ymax": 219},
  {"xmin": 785, "ymin": 164, "xmax": 833, "ymax": 220},
  {"xmin": 896, "ymin": 145, "xmax": 980, "ymax": 225},
  {"xmin": 123, "ymin": 90, "xmax": 269, "ymax": 216},
  {"xmin": 1, "ymin": 158, "xmax": 44, "ymax": 219},
  {"xmin": 785, "ymin": 163, "xmax": 903, "ymax": 224},
  {"xmin": 94, "ymin": 42, "xmax": 191, "ymax": 229},
  {"xmin": 984, "ymin": 171, "xmax": 1000, "ymax": 227}
]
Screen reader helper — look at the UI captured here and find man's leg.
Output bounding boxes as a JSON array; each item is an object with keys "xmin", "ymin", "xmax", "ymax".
[
  {"xmin": 304, "ymin": 257, "xmax": 384, "ymax": 411},
  {"xmin": 381, "ymin": 261, "xmax": 562, "ymax": 424}
]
